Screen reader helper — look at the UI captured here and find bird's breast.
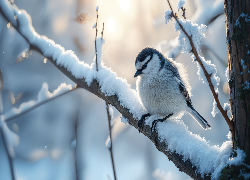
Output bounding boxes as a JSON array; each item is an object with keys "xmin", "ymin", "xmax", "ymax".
[{"xmin": 137, "ymin": 75, "xmax": 186, "ymax": 116}]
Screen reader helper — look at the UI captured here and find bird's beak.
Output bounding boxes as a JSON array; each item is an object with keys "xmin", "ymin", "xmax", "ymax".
[{"xmin": 134, "ymin": 69, "xmax": 142, "ymax": 78}]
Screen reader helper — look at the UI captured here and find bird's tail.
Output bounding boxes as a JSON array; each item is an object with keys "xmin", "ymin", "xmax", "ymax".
[{"xmin": 188, "ymin": 106, "xmax": 211, "ymax": 129}]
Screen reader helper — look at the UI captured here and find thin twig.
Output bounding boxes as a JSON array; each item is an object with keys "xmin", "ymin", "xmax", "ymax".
[
  {"xmin": 101, "ymin": 23, "xmax": 104, "ymax": 40},
  {"xmin": 0, "ymin": 68, "xmax": 14, "ymax": 180},
  {"xmin": 5, "ymin": 86, "xmax": 79, "ymax": 122},
  {"xmin": 166, "ymin": 0, "xmax": 234, "ymax": 138},
  {"xmin": 181, "ymin": 7, "xmax": 186, "ymax": 19},
  {"xmin": 95, "ymin": 8, "xmax": 99, "ymax": 71},
  {"xmin": 0, "ymin": 126, "xmax": 15, "ymax": 180},
  {"xmin": 106, "ymin": 101, "xmax": 117, "ymax": 180},
  {"xmin": 95, "ymin": 14, "xmax": 117, "ymax": 180}
]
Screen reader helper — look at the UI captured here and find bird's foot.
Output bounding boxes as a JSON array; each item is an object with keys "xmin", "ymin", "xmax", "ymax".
[
  {"xmin": 138, "ymin": 113, "xmax": 150, "ymax": 133},
  {"xmin": 151, "ymin": 120, "xmax": 159, "ymax": 133},
  {"xmin": 150, "ymin": 113, "xmax": 174, "ymax": 133}
]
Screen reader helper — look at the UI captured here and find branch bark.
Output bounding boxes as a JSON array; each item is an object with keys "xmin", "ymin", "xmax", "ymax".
[{"xmin": 225, "ymin": 0, "xmax": 250, "ymax": 151}]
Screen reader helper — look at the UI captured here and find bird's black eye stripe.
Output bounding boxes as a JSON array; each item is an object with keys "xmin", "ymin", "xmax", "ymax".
[{"xmin": 139, "ymin": 55, "xmax": 153, "ymax": 71}]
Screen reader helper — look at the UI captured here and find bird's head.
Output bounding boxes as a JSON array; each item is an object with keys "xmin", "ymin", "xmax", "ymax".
[{"xmin": 134, "ymin": 47, "xmax": 165, "ymax": 78}]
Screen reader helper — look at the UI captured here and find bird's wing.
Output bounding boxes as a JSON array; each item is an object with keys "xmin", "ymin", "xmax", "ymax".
[{"xmin": 179, "ymin": 81, "xmax": 192, "ymax": 107}]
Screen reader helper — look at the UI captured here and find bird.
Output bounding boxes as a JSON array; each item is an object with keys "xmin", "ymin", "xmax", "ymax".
[{"xmin": 134, "ymin": 47, "xmax": 211, "ymax": 132}]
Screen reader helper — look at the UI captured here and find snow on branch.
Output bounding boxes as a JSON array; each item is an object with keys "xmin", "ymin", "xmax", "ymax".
[
  {"xmin": 0, "ymin": 0, "xmax": 243, "ymax": 179},
  {"xmin": 3, "ymin": 83, "xmax": 73, "ymax": 122},
  {"xmin": 165, "ymin": 0, "xmax": 234, "ymax": 140}
]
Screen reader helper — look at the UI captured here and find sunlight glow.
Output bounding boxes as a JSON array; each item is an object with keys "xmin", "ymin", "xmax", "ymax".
[
  {"xmin": 107, "ymin": 18, "xmax": 116, "ymax": 33},
  {"xmin": 119, "ymin": 0, "xmax": 131, "ymax": 11}
]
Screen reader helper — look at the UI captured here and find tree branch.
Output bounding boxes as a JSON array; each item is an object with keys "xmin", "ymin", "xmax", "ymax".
[
  {"xmin": 0, "ymin": 126, "xmax": 15, "ymax": 180},
  {"xmin": 166, "ymin": 0, "xmax": 234, "ymax": 140},
  {"xmin": 0, "ymin": 1, "xmax": 231, "ymax": 179},
  {"xmin": 106, "ymin": 102, "xmax": 117, "ymax": 180}
]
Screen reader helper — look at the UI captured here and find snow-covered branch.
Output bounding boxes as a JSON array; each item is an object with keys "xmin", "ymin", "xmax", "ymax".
[
  {"xmin": 165, "ymin": 0, "xmax": 234, "ymax": 140},
  {"xmin": 0, "ymin": 0, "xmax": 244, "ymax": 179}
]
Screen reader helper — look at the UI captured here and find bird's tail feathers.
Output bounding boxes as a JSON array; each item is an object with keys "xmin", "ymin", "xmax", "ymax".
[{"xmin": 188, "ymin": 107, "xmax": 211, "ymax": 130}]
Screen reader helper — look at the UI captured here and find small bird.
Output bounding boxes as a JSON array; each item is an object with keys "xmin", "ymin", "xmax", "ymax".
[{"xmin": 134, "ymin": 47, "xmax": 211, "ymax": 132}]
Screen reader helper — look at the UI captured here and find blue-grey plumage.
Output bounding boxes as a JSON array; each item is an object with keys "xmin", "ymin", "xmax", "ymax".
[{"xmin": 134, "ymin": 47, "xmax": 211, "ymax": 132}]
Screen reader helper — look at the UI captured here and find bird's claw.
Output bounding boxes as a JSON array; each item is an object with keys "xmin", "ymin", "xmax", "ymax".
[
  {"xmin": 137, "ymin": 113, "xmax": 150, "ymax": 133},
  {"xmin": 151, "ymin": 120, "xmax": 159, "ymax": 133}
]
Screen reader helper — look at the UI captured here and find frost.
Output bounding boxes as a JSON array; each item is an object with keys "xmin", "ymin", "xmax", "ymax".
[
  {"xmin": 175, "ymin": 19, "xmax": 206, "ymax": 53},
  {"xmin": 164, "ymin": 9, "xmax": 172, "ymax": 25},
  {"xmin": 177, "ymin": 0, "xmax": 185, "ymax": 11}
]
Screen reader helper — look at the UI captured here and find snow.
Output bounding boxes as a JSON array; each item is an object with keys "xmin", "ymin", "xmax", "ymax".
[
  {"xmin": 164, "ymin": 10, "xmax": 172, "ymax": 25},
  {"xmin": 177, "ymin": 0, "xmax": 185, "ymax": 11},
  {"xmin": 4, "ymin": 82, "xmax": 72, "ymax": 121},
  {"xmin": 95, "ymin": 37, "xmax": 105, "ymax": 71},
  {"xmin": 0, "ymin": 0, "xmax": 246, "ymax": 178},
  {"xmin": 195, "ymin": 55, "xmax": 220, "ymax": 89},
  {"xmin": 151, "ymin": 116, "xmax": 233, "ymax": 178},
  {"xmin": 37, "ymin": 82, "xmax": 72, "ymax": 102},
  {"xmin": 120, "ymin": 116, "xmax": 128, "ymax": 126},
  {"xmin": 174, "ymin": 19, "xmax": 206, "ymax": 53},
  {"xmin": 105, "ymin": 136, "xmax": 111, "ymax": 149},
  {"xmin": 0, "ymin": 115, "xmax": 19, "ymax": 157},
  {"xmin": 212, "ymin": 148, "xmax": 246, "ymax": 179},
  {"xmin": 211, "ymin": 99, "xmax": 219, "ymax": 117},
  {"xmin": 223, "ymin": 103, "xmax": 230, "ymax": 112},
  {"xmin": 1, "ymin": 0, "xmax": 145, "ymax": 119}
]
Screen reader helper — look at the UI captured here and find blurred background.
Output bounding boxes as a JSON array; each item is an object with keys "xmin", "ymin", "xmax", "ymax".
[{"xmin": 0, "ymin": 0, "xmax": 230, "ymax": 179}]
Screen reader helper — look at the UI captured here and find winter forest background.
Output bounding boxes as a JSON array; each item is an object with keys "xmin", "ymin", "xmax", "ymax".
[{"xmin": 0, "ymin": 0, "xmax": 234, "ymax": 179}]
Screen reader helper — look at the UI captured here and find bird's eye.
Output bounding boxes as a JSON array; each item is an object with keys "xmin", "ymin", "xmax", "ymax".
[{"xmin": 142, "ymin": 64, "xmax": 147, "ymax": 69}]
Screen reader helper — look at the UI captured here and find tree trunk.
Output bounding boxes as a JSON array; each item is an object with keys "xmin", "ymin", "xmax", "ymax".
[{"xmin": 225, "ymin": 0, "xmax": 250, "ymax": 158}]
